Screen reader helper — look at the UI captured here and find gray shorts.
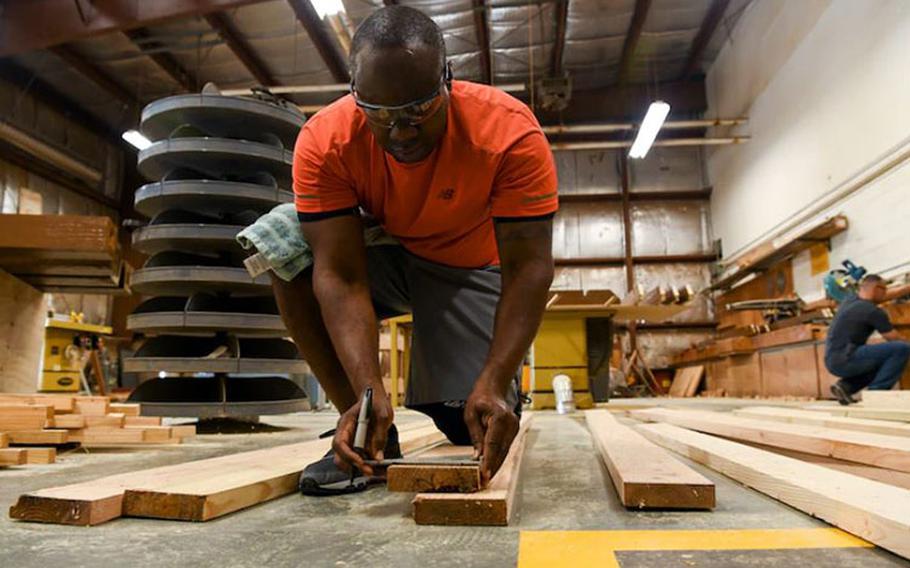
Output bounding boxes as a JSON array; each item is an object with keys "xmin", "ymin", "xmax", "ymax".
[{"xmin": 361, "ymin": 245, "xmax": 519, "ymax": 408}]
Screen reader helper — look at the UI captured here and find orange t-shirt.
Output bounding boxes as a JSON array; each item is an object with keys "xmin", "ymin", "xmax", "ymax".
[{"xmin": 293, "ymin": 80, "xmax": 558, "ymax": 269}]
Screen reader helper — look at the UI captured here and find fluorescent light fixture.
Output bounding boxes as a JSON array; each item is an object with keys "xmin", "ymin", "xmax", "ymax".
[
  {"xmin": 312, "ymin": 0, "xmax": 345, "ymax": 18},
  {"xmin": 628, "ymin": 101, "xmax": 670, "ymax": 159},
  {"xmin": 122, "ymin": 129, "xmax": 152, "ymax": 150}
]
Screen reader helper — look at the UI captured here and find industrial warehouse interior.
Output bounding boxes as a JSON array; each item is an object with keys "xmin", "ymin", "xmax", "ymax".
[{"xmin": 2, "ymin": 0, "xmax": 910, "ymax": 566}]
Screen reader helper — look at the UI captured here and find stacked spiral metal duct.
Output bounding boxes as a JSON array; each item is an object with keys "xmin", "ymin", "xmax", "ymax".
[{"xmin": 124, "ymin": 92, "xmax": 309, "ymax": 417}]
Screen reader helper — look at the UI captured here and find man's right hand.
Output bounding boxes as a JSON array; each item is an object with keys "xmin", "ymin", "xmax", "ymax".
[{"xmin": 332, "ymin": 387, "xmax": 394, "ymax": 477}]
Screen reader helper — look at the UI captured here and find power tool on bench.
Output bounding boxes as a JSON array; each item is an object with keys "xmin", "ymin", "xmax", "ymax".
[{"xmin": 824, "ymin": 259, "xmax": 867, "ymax": 304}]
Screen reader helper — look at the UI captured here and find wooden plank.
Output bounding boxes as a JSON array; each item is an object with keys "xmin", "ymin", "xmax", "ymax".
[
  {"xmin": 109, "ymin": 403, "xmax": 141, "ymax": 416},
  {"xmin": 24, "ymin": 448, "xmax": 56, "ymax": 465},
  {"xmin": 862, "ymin": 391, "xmax": 910, "ymax": 409},
  {"xmin": 632, "ymin": 408, "xmax": 910, "ymax": 473},
  {"xmin": 387, "ymin": 446, "xmax": 480, "ymax": 493},
  {"xmin": 412, "ymin": 416, "xmax": 533, "ymax": 526},
  {"xmin": 73, "ymin": 397, "xmax": 110, "ymax": 416},
  {"xmin": 586, "ymin": 410, "xmax": 714, "ymax": 509},
  {"xmin": 0, "ymin": 394, "xmax": 75, "ymax": 412},
  {"xmin": 668, "ymin": 366, "xmax": 703, "ymax": 397},
  {"xmin": 803, "ymin": 404, "xmax": 910, "ymax": 423},
  {"xmin": 0, "ymin": 404, "xmax": 54, "ymax": 431},
  {"xmin": 733, "ymin": 407, "xmax": 910, "ymax": 437},
  {"xmin": 126, "ymin": 426, "xmax": 174, "ymax": 443},
  {"xmin": 121, "ymin": 424, "xmax": 446, "ymax": 521},
  {"xmin": 170, "ymin": 425, "xmax": 196, "ymax": 438},
  {"xmin": 741, "ymin": 441, "xmax": 910, "ymax": 491},
  {"xmin": 0, "ymin": 432, "xmax": 7, "ymax": 448},
  {"xmin": 52, "ymin": 414, "xmax": 87, "ymax": 428},
  {"xmin": 0, "ymin": 448, "xmax": 27, "ymax": 466},
  {"xmin": 750, "ymin": 325, "xmax": 822, "ymax": 350},
  {"xmin": 124, "ymin": 416, "xmax": 162, "ymax": 426},
  {"xmin": 636, "ymin": 422, "xmax": 910, "ymax": 559},
  {"xmin": 84, "ymin": 413, "xmax": 125, "ymax": 428},
  {"xmin": 67, "ymin": 428, "xmax": 147, "ymax": 444},
  {"xmin": 6, "ymin": 429, "xmax": 69, "ymax": 445}
]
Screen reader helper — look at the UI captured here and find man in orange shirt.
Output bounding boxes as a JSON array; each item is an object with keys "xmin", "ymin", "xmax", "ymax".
[{"xmin": 273, "ymin": 6, "xmax": 557, "ymax": 495}]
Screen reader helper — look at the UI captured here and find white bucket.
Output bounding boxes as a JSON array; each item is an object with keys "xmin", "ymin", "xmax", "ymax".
[{"xmin": 552, "ymin": 373, "xmax": 576, "ymax": 414}]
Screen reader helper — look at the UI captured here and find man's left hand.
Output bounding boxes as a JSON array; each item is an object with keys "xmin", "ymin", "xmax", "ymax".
[{"xmin": 464, "ymin": 384, "xmax": 520, "ymax": 484}]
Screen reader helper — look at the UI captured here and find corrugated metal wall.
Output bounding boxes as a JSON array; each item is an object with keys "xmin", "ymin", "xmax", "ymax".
[{"xmin": 552, "ymin": 146, "xmax": 715, "ymax": 367}]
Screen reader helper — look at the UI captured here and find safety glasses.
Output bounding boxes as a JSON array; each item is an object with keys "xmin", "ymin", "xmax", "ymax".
[{"xmin": 352, "ymin": 64, "xmax": 452, "ymax": 129}]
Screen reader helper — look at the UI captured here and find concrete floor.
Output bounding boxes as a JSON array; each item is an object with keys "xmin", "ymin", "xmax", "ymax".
[{"xmin": 1, "ymin": 405, "xmax": 907, "ymax": 568}]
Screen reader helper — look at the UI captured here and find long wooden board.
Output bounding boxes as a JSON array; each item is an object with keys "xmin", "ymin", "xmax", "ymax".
[
  {"xmin": 0, "ymin": 432, "xmax": 7, "ymax": 448},
  {"xmin": 6, "ymin": 430, "xmax": 69, "ymax": 445},
  {"xmin": 803, "ymin": 404, "xmax": 910, "ymax": 422},
  {"xmin": 122, "ymin": 424, "xmax": 446, "ymax": 521},
  {"xmin": 0, "ymin": 395, "xmax": 75, "ymax": 412},
  {"xmin": 632, "ymin": 408, "xmax": 910, "ymax": 473},
  {"xmin": 636, "ymin": 422, "xmax": 910, "ymax": 559},
  {"xmin": 585, "ymin": 410, "xmax": 714, "ymax": 509},
  {"xmin": 740, "ymin": 441, "xmax": 910, "ymax": 491},
  {"xmin": 10, "ymin": 421, "xmax": 443, "ymax": 526},
  {"xmin": 412, "ymin": 415, "xmax": 532, "ymax": 526},
  {"xmin": 862, "ymin": 391, "xmax": 910, "ymax": 409},
  {"xmin": 733, "ymin": 406, "xmax": 910, "ymax": 437}
]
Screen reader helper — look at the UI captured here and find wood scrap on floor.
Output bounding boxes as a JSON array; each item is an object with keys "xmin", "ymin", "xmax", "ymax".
[
  {"xmin": 411, "ymin": 415, "xmax": 533, "ymax": 526},
  {"xmin": 733, "ymin": 406, "xmax": 910, "ymax": 437},
  {"xmin": 667, "ymin": 365, "xmax": 705, "ymax": 398},
  {"xmin": 636, "ymin": 422, "xmax": 910, "ymax": 560},
  {"xmin": 631, "ymin": 408, "xmax": 910, "ymax": 473},
  {"xmin": 386, "ymin": 445, "xmax": 481, "ymax": 493},
  {"xmin": 585, "ymin": 410, "xmax": 714, "ymax": 509}
]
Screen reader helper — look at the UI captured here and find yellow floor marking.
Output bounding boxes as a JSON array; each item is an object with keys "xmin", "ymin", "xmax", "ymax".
[{"xmin": 517, "ymin": 528, "xmax": 871, "ymax": 568}]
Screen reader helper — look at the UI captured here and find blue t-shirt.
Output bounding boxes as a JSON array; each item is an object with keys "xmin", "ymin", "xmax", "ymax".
[{"xmin": 825, "ymin": 295, "xmax": 893, "ymax": 365}]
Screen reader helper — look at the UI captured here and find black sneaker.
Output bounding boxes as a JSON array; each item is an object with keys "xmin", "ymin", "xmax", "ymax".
[
  {"xmin": 298, "ymin": 424, "xmax": 402, "ymax": 496},
  {"xmin": 830, "ymin": 381, "xmax": 856, "ymax": 406}
]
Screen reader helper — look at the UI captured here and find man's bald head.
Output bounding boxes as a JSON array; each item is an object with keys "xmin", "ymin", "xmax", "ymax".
[{"xmin": 349, "ymin": 6, "xmax": 446, "ymax": 86}]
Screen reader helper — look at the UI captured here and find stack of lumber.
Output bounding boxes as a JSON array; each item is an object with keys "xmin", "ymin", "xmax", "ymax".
[
  {"xmin": 0, "ymin": 214, "xmax": 127, "ymax": 294},
  {"xmin": 0, "ymin": 393, "xmax": 194, "ymax": 467},
  {"xmin": 630, "ymin": 405, "xmax": 910, "ymax": 559},
  {"xmin": 10, "ymin": 423, "xmax": 447, "ymax": 526}
]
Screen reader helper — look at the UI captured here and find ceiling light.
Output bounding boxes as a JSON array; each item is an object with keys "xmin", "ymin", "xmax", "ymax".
[
  {"xmin": 312, "ymin": 0, "xmax": 345, "ymax": 18},
  {"xmin": 629, "ymin": 101, "xmax": 670, "ymax": 159},
  {"xmin": 122, "ymin": 129, "xmax": 152, "ymax": 150}
]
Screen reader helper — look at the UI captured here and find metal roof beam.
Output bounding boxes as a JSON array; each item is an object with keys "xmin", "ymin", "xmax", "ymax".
[
  {"xmin": 616, "ymin": 0, "xmax": 652, "ymax": 85},
  {"xmin": 0, "ymin": 62, "xmax": 122, "ymax": 145},
  {"xmin": 48, "ymin": 45, "xmax": 137, "ymax": 109},
  {"xmin": 681, "ymin": 0, "xmax": 731, "ymax": 79},
  {"xmin": 204, "ymin": 12, "xmax": 277, "ymax": 87},
  {"xmin": 472, "ymin": 0, "xmax": 493, "ymax": 84},
  {"xmin": 286, "ymin": 0, "xmax": 351, "ymax": 84},
  {"xmin": 550, "ymin": 0, "xmax": 568, "ymax": 77},
  {"xmin": 123, "ymin": 28, "xmax": 198, "ymax": 92},
  {"xmin": 0, "ymin": 0, "xmax": 273, "ymax": 58}
]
